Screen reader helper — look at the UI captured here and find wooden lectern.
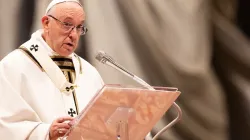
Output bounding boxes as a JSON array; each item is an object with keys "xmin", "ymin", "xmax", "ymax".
[{"xmin": 62, "ymin": 85, "xmax": 181, "ymax": 140}]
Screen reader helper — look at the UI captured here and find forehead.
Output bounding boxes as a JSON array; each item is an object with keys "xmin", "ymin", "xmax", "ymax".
[{"xmin": 52, "ymin": 2, "xmax": 85, "ymax": 21}]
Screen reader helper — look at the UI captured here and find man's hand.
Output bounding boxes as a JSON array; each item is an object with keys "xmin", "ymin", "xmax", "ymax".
[{"xmin": 49, "ymin": 116, "xmax": 74, "ymax": 140}]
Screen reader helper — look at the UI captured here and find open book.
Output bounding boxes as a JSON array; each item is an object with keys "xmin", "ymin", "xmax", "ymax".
[{"xmin": 63, "ymin": 85, "xmax": 180, "ymax": 140}]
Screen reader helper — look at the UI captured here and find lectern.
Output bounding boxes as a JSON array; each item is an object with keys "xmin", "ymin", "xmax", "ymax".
[{"xmin": 63, "ymin": 85, "xmax": 181, "ymax": 140}]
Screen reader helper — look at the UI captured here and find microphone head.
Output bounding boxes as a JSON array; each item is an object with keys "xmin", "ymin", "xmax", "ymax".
[
  {"xmin": 95, "ymin": 50, "xmax": 115, "ymax": 64},
  {"xmin": 95, "ymin": 51, "xmax": 106, "ymax": 63}
]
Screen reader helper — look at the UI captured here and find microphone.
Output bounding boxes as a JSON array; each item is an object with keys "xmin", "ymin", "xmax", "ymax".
[
  {"xmin": 95, "ymin": 51, "xmax": 182, "ymax": 140},
  {"xmin": 95, "ymin": 51, "xmax": 154, "ymax": 90}
]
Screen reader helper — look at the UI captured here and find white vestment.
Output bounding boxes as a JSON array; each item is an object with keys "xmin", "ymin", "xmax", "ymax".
[{"xmin": 0, "ymin": 29, "xmax": 104, "ymax": 140}]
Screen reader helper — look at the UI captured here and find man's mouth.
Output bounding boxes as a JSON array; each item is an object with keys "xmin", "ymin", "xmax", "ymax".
[{"xmin": 65, "ymin": 43, "xmax": 73, "ymax": 47}]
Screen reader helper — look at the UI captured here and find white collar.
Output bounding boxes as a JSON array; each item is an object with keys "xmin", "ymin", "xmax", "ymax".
[{"xmin": 31, "ymin": 29, "xmax": 73, "ymax": 58}]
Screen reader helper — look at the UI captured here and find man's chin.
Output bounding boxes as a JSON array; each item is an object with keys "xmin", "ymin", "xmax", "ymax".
[{"xmin": 58, "ymin": 51, "xmax": 73, "ymax": 57}]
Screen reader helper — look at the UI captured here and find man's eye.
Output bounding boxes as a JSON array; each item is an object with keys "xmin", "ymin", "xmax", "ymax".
[
  {"xmin": 76, "ymin": 25, "xmax": 84, "ymax": 29},
  {"xmin": 64, "ymin": 22, "xmax": 73, "ymax": 26}
]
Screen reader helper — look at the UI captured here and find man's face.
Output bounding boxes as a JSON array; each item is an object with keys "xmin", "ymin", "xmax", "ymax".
[{"xmin": 43, "ymin": 2, "xmax": 85, "ymax": 56}]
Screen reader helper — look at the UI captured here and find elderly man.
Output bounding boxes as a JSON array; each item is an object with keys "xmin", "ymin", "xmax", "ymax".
[{"xmin": 0, "ymin": 0, "xmax": 104, "ymax": 140}]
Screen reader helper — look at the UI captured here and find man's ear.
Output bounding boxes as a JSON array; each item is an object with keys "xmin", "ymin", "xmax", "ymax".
[{"xmin": 41, "ymin": 16, "xmax": 50, "ymax": 31}]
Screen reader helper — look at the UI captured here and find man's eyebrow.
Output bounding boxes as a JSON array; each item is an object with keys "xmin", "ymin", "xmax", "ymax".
[
  {"xmin": 77, "ymin": 20, "xmax": 85, "ymax": 26},
  {"xmin": 62, "ymin": 17, "xmax": 85, "ymax": 25},
  {"xmin": 63, "ymin": 17, "xmax": 74, "ymax": 21}
]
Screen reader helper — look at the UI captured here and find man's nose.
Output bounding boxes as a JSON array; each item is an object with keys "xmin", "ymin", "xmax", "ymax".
[{"xmin": 68, "ymin": 27, "xmax": 78, "ymax": 40}]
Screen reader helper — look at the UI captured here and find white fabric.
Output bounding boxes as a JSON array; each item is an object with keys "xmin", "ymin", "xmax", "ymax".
[
  {"xmin": 23, "ymin": 30, "xmax": 76, "ymax": 95},
  {"xmin": 45, "ymin": 0, "xmax": 82, "ymax": 14},
  {"xmin": 0, "ymin": 29, "xmax": 104, "ymax": 140}
]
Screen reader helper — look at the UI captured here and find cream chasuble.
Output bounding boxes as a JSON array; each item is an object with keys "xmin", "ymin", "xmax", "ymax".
[{"xmin": 0, "ymin": 29, "xmax": 104, "ymax": 140}]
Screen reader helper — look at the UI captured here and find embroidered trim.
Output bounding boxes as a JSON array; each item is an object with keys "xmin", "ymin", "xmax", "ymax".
[
  {"xmin": 18, "ymin": 47, "xmax": 44, "ymax": 71},
  {"xmin": 72, "ymin": 91, "xmax": 79, "ymax": 115},
  {"xmin": 53, "ymin": 61, "xmax": 74, "ymax": 67},
  {"xmin": 51, "ymin": 57, "xmax": 73, "ymax": 62},
  {"xmin": 75, "ymin": 54, "xmax": 83, "ymax": 74}
]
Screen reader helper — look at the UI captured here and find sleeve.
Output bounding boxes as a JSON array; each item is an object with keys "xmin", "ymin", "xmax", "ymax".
[
  {"xmin": 96, "ymin": 69, "xmax": 105, "ymax": 87},
  {"xmin": 93, "ymin": 67, "xmax": 105, "ymax": 90},
  {"xmin": 0, "ymin": 61, "xmax": 50, "ymax": 140}
]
